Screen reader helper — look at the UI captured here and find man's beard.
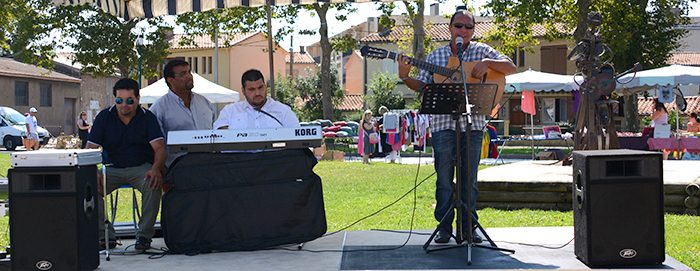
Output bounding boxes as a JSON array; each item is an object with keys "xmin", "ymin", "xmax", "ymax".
[{"xmin": 250, "ymin": 96, "xmax": 266, "ymax": 108}]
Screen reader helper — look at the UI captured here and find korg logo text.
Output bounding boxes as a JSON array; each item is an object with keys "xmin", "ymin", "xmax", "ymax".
[
  {"xmin": 295, "ymin": 128, "xmax": 317, "ymax": 136},
  {"xmin": 237, "ymin": 133, "xmax": 247, "ymax": 137}
]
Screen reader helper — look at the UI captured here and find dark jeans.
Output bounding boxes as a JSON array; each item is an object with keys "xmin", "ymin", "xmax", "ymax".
[{"xmin": 432, "ymin": 129, "xmax": 483, "ymax": 231}]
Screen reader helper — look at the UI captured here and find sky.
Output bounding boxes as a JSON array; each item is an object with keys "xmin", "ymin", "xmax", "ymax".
[
  {"xmin": 277, "ymin": 0, "xmax": 486, "ymax": 49},
  {"xmin": 275, "ymin": 0, "xmax": 700, "ymax": 50}
]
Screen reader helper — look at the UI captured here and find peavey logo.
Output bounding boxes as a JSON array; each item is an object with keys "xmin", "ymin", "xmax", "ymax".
[
  {"xmin": 36, "ymin": 260, "xmax": 52, "ymax": 270},
  {"xmin": 236, "ymin": 132, "xmax": 268, "ymax": 138},
  {"xmin": 295, "ymin": 128, "xmax": 318, "ymax": 136},
  {"xmin": 619, "ymin": 248, "xmax": 637, "ymax": 259}
]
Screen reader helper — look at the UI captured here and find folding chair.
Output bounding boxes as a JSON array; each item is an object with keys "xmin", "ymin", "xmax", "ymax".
[{"xmin": 109, "ymin": 184, "xmax": 141, "ymax": 237}]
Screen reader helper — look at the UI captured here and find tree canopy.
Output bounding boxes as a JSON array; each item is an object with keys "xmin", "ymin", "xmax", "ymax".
[
  {"xmin": 482, "ymin": 0, "xmax": 691, "ymax": 71},
  {"xmin": 1, "ymin": 0, "xmax": 59, "ymax": 69},
  {"xmin": 53, "ymin": 5, "xmax": 173, "ymax": 79},
  {"xmin": 1, "ymin": 0, "xmax": 173, "ymax": 80},
  {"xmin": 482, "ymin": 0, "xmax": 692, "ymax": 132}
]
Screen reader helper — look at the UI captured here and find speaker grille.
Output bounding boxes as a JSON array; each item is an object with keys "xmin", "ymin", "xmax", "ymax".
[{"xmin": 9, "ymin": 166, "xmax": 99, "ymax": 271}]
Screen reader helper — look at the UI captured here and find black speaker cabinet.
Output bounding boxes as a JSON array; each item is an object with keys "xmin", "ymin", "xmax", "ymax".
[
  {"xmin": 8, "ymin": 166, "xmax": 99, "ymax": 271},
  {"xmin": 573, "ymin": 150, "xmax": 665, "ymax": 267}
]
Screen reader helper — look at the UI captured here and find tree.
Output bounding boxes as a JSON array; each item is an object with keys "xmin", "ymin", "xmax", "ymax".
[
  {"xmin": 301, "ymin": 3, "xmax": 357, "ymax": 121},
  {"xmin": 365, "ymin": 71, "xmax": 405, "ymax": 115},
  {"xmin": 275, "ymin": 67, "xmax": 345, "ymax": 121},
  {"xmin": 175, "ymin": 7, "xmax": 300, "ymax": 50},
  {"xmin": 2, "ymin": 1, "xmax": 173, "ymax": 80},
  {"xmin": 378, "ymin": 0, "xmax": 432, "ymax": 61},
  {"xmin": 53, "ymin": 5, "xmax": 172, "ymax": 80},
  {"xmin": 482, "ymin": 0, "xmax": 692, "ymax": 132},
  {"xmin": 1, "ymin": 0, "xmax": 61, "ymax": 69}
]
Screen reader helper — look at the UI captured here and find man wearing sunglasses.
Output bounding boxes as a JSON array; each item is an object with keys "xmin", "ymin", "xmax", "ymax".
[
  {"xmin": 150, "ymin": 59, "xmax": 216, "ymax": 167},
  {"xmin": 398, "ymin": 8, "xmax": 516, "ymax": 244},
  {"xmin": 88, "ymin": 78, "xmax": 166, "ymax": 251}
]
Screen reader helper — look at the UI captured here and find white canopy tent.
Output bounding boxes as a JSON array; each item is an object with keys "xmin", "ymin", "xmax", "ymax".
[
  {"xmin": 504, "ymin": 69, "xmax": 578, "ymax": 160},
  {"xmin": 617, "ymin": 64, "xmax": 700, "ymax": 89},
  {"xmin": 139, "ymin": 73, "xmax": 239, "ymax": 104},
  {"xmin": 505, "ymin": 69, "xmax": 578, "ymax": 93},
  {"xmin": 615, "ymin": 65, "xmax": 700, "ymax": 154}
]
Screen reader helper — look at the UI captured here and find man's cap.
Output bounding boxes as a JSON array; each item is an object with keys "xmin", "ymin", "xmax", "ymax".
[{"xmin": 29, "ymin": 107, "xmax": 37, "ymax": 113}]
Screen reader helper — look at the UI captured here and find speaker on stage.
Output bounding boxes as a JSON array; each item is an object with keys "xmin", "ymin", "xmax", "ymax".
[
  {"xmin": 573, "ymin": 150, "xmax": 665, "ymax": 267},
  {"xmin": 9, "ymin": 166, "xmax": 99, "ymax": 271}
]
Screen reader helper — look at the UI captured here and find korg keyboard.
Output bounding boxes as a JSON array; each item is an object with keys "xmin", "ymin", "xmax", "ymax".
[{"xmin": 167, "ymin": 126, "xmax": 323, "ymax": 152}]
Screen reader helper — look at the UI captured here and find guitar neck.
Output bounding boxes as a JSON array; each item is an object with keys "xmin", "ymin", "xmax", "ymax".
[{"xmin": 385, "ymin": 51, "xmax": 454, "ymax": 77}]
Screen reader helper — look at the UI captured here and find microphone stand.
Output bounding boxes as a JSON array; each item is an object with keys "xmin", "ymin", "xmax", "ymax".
[
  {"xmin": 422, "ymin": 42, "xmax": 515, "ymax": 264},
  {"xmin": 457, "ymin": 44, "xmax": 515, "ymax": 265},
  {"xmin": 457, "ymin": 44, "xmax": 476, "ymax": 264}
]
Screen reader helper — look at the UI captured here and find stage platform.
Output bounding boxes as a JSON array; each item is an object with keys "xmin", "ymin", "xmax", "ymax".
[{"xmin": 95, "ymin": 227, "xmax": 691, "ymax": 271}]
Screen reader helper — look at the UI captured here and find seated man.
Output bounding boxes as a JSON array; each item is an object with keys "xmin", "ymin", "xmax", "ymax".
[
  {"xmin": 88, "ymin": 78, "xmax": 166, "ymax": 251},
  {"xmin": 214, "ymin": 69, "xmax": 299, "ymax": 129}
]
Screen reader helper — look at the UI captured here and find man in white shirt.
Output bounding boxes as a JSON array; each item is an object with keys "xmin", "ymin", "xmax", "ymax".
[
  {"xmin": 24, "ymin": 107, "xmax": 39, "ymax": 151},
  {"xmin": 150, "ymin": 59, "xmax": 216, "ymax": 167},
  {"xmin": 214, "ymin": 69, "xmax": 299, "ymax": 129}
]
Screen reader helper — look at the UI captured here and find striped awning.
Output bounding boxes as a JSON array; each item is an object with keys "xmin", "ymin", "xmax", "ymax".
[{"xmin": 52, "ymin": 0, "xmax": 399, "ymax": 20}]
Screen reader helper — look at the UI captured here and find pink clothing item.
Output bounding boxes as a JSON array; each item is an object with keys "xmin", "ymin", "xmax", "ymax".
[
  {"xmin": 652, "ymin": 113, "xmax": 667, "ymax": 127},
  {"xmin": 358, "ymin": 127, "xmax": 366, "ymax": 155},
  {"xmin": 521, "ymin": 90, "xmax": 536, "ymax": 115}
]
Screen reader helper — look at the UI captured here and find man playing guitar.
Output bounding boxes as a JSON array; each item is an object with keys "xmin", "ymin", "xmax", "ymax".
[{"xmin": 398, "ymin": 8, "xmax": 516, "ymax": 244}]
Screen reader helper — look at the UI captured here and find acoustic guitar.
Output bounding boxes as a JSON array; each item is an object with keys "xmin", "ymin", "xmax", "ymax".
[{"xmin": 360, "ymin": 46, "xmax": 506, "ymax": 99}]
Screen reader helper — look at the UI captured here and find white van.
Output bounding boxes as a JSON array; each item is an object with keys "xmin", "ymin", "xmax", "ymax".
[{"xmin": 0, "ymin": 106, "xmax": 51, "ymax": 150}]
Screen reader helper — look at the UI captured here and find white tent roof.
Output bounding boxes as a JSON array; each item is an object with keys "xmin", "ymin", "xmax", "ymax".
[
  {"xmin": 139, "ymin": 73, "xmax": 239, "ymax": 104},
  {"xmin": 505, "ymin": 69, "xmax": 578, "ymax": 92},
  {"xmin": 617, "ymin": 64, "xmax": 700, "ymax": 88}
]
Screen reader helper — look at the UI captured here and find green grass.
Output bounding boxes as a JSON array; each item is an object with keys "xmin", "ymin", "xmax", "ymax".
[
  {"xmin": 0, "ymin": 154, "xmax": 9, "ymax": 179},
  {"xmin": 0, "ymin": 156, "xmax": 697, "ymax": 269}
]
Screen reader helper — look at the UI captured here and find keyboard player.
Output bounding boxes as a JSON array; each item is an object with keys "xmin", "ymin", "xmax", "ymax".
[{"xmin": 214, "ymin": 69, "xmax": 299, "ymax": 129}]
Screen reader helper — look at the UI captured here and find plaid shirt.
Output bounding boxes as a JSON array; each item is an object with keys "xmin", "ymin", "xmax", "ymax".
[{"xmin": 417, "ymin": 42, "xmax": 511, "ymax": 132}]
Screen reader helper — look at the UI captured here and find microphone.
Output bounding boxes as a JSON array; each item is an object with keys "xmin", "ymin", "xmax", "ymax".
[{"xmin": 455, "ymin": 37, "xmax": 464, "ymax": 59}]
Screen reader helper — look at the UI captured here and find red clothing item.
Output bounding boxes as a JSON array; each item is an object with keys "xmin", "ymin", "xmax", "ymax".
[{"xmin": 521, "ymin": 90, "xmax": 536, "ymax": 115}]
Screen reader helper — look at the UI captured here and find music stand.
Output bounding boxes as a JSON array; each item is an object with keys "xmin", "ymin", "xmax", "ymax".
[{"xmin": 420, "ymin": 83, "xmax": 514, "ymax": 264}]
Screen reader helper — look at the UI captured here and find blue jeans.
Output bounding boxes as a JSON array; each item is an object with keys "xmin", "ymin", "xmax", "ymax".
[{"xmin": 432, "ymin": 129, "xmax": 483, "ymax": 231}]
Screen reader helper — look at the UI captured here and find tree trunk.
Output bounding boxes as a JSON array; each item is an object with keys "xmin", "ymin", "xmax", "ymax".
[
  {"xmin": 574, "ymin": 0, "xmax": 591, "ymax": 41},
  {"xmin": 315, "ymin": 3, "xmax": 334, "ymax": 121},
  {"xmin": 622, "ymin": 94, "xmax": 639, "ymax": 132},
  {"xmin": 412, "ymin": 1, "xmax": 425, "ymax": 61}
]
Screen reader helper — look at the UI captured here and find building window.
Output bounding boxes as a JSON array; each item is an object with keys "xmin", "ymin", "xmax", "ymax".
[
  {"xmin": 541, "ymin": 98, "xmax": 567, "ymax": 123},
  {"xmin": 187, "ymin": 57, "xmax": 192, "ymax": 68},
  {"xmin": 40, "ymin": 84, "xmax": 52, "ymax": 107},
  {"xmin": 193, "ymin": 57, "xmax": 198, "ymax": 74},
  {"xmin": 208, "ymin": 57, "xmax": 213, "ymax": 74},
  {"xmin": 15, "ymin": 81, "xmax": 28, "ymax": 106},
  {"xmin": 202, "ymin": 57, "xmax": 207, "ymax": 74},
  {"xmin": 518, "ymin": 47, "xmax": 525, "ymax": 67}
]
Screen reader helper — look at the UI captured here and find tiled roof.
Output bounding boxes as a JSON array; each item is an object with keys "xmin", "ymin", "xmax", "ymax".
[
  {"xmin": 169, "ymin": 32, "xmax": 262, "ymax": 50},
  {"xmin": 361, "ymin": 21, "xmax": 571, "ymax": 43},
  {"xmin": 337, "ymin": 94, "xmax": 364, "ymax": 111},
  {"xmin": 293, "ymin": 94, "xmax": 363, "ymax": 111},
  {"xmin": 638, "ymin": 96, "xmax": 700, "ymax": 115},
  {"xmin": 286, "ymin": 51, "xmax": 316, "ymax": 64},
  {"xmin": 0, "ymin": 57, "xmax": 82, "ymax": 83},
  {"xmin": 668, "ymin": 52, "xmax": 700, "ymax": 66}
]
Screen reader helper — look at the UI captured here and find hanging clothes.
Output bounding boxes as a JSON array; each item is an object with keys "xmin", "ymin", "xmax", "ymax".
[{"xmin": 521, "ymin": 90, "xmax": 536, "ymax": 115}]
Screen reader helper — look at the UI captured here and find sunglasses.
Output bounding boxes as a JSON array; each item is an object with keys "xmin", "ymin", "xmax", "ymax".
[
  {"xmin": 452, "ymin": 23, "xmax": 475, "ymax": 29},
  {"xmin": 115, "ymin": 97, "xmax": 135, "ymax": 105}
]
